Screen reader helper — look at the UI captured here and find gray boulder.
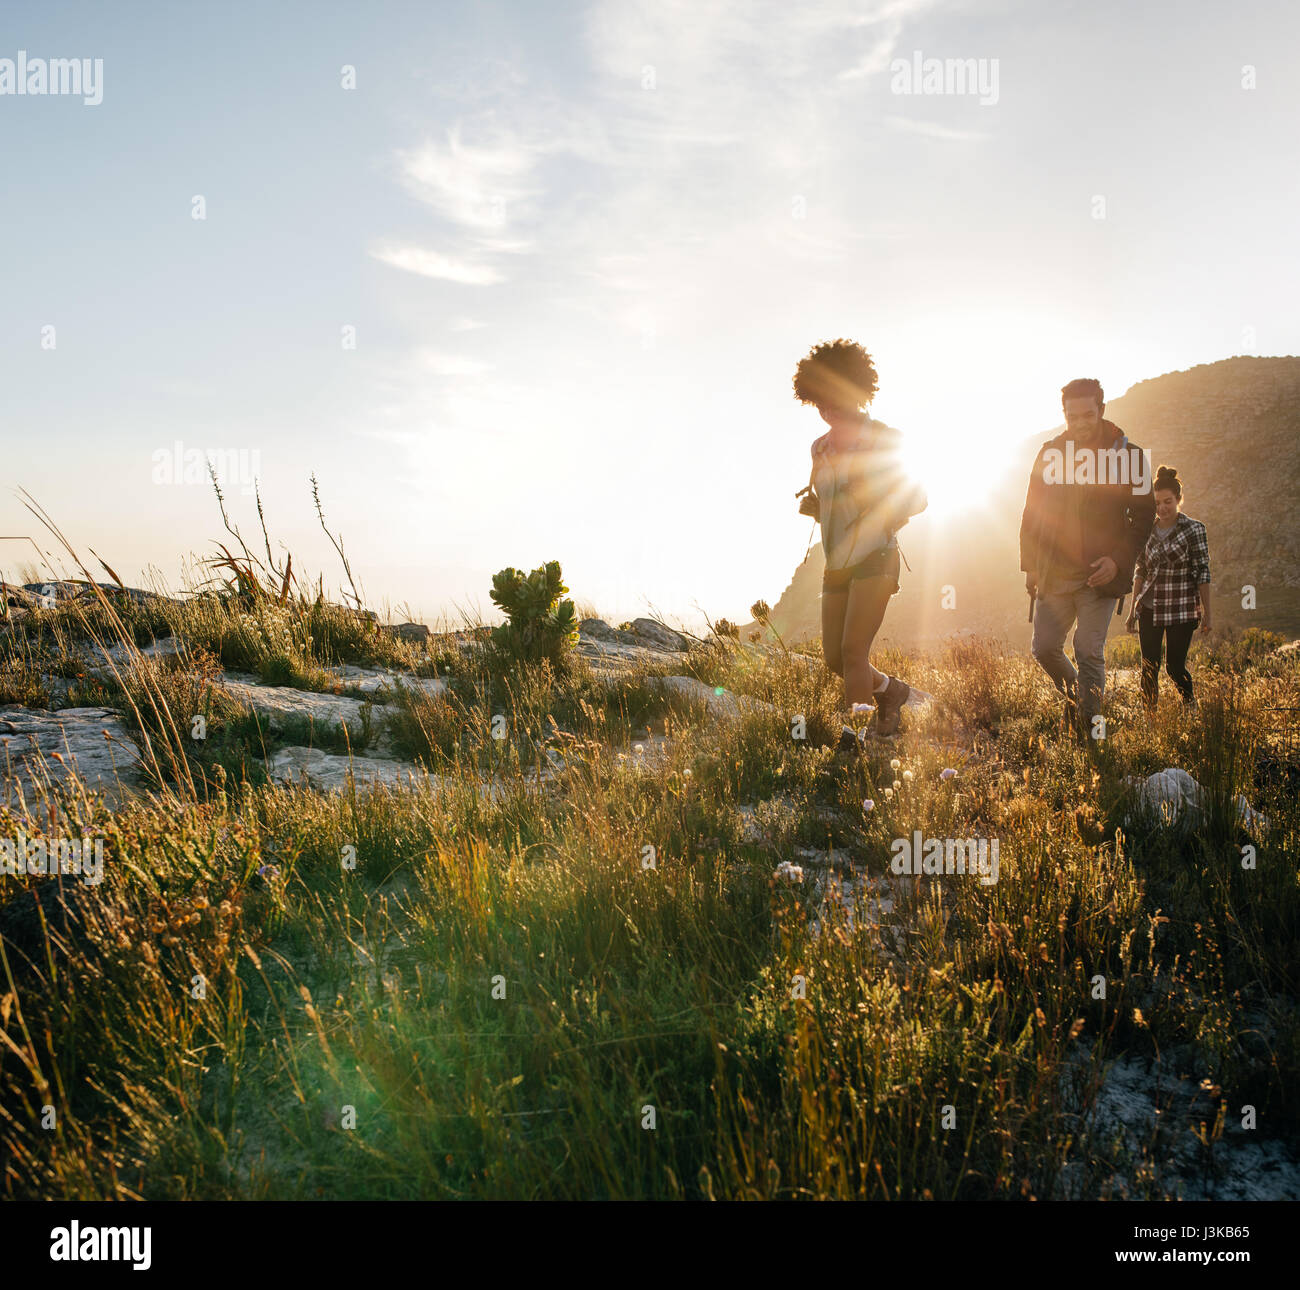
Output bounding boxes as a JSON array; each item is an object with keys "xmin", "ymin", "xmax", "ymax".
[
  {"xmin": 269, "ymin": 746, "xmax": 440, "ymax": 792},
  {"xmin": 218, "ymin": 677, "xmax": 372, "ymax": 731},
  {"xmin": 578, "ymin": 617, "xmax": 690, "ymax": 652},
  {"xmin": 0, "ymin": 705, "xmax": 142, "ymax": 805},
  {"xmin": 3, "ymin": 583, "xmax": 44, "ymax": 610},
  {"xmin": 577, "ymin": 618, "xmax": 632, "ymax": 643},
  {"xmin": 21, "ymin": 580, "xmax": 177, "ymax": 607},
  {"xmin": 628, "ymin": 618, "xmax": 690, "ymax": 651},
  {"xmin": 380, "ymin": 622, "xmax": 430, "ymax": 643}
]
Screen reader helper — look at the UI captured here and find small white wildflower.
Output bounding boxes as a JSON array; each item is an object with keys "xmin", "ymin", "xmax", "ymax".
[
  {"xmin": 862, "ymin": 798, "xmax": 875, "ymax": 812},
  {"xmin": 902, "ymin": 770, "xmax": 913, "ymax": 782},
  {"xmin": 892, "ymin": 779, "xmax": 901, "ymax": 792},
  {"xmin": 774, "ymin": 861, "xmax": 804, "ymax": 883},
  {"xmin": 633, "ymin": 743, "xmax": 644, "ymax": 754},
  {"xmin": 884, "ymin": 787, "xmax": 893, "ymax": 799},
  {"xmin": 682, "ymin": 768, "xmax": 692, "ymax": 778},
  {"xmin": 940, "ymin": 767, "xmax": 957, "ymax": 781},
  {"xmin": 890, "ymin": 758, "xmax": 901, "ymax": 770}
]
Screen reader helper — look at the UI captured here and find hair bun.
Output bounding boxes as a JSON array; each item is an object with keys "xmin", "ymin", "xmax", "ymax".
[{"xmin": 1153, "ymin": 464, "xmax": 1182, "ymax": 498}]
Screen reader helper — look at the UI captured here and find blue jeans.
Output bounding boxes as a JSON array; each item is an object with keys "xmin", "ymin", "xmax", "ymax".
[{"xmin": 1031, "ymin": 584, "xmax": 1117, "ymax": 728}]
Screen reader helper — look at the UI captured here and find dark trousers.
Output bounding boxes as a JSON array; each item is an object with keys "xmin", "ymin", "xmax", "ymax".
[{"xmin": 1138, "ymin": 609, "xmax": 1196, "ymax": 707}]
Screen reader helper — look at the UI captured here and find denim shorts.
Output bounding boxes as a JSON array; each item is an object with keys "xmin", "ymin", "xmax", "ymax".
[{"xmin": 822, "ymin": 545, "xmax": 901, "ymax": 594}]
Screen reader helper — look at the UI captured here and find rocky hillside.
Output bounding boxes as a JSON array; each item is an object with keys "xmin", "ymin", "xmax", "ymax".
[
  {"xmin": 0, "ymin": 602, "xmax": 699, "ymax": 806},
  {"xmin": 754, "ymin": 357, "xmax": 1300, "ymax": 649}
]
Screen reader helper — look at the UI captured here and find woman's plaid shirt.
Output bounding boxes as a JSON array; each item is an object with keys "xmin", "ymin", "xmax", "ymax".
[{"xmin": 1133, "ymin": 512, "xmax": 1210, "ymax": 625}]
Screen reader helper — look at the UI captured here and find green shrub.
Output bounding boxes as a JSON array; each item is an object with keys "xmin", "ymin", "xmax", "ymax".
[
  {"xmin": 487, "ymin": 561, "xmax": 578, "ymax": 670},
  {"xmin": 1106, "ymin": 632, "xmax": 1143, "ymax": 668},
  {"xmin": 1199, "ymin": 626, "xmax": 1287, "ymax": 672}
]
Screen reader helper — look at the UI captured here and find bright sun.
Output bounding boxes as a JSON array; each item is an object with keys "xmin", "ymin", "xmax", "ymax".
[
  {"xmin": 897, "ymin": 426, "xmax": 1013, "ymax": 521},
  {"xmin": 865, "ymin": 310, "xmax": 1092, "ymax": 520}
]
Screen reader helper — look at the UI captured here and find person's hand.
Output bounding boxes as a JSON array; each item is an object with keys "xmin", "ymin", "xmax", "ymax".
[
  {"xmin": 1199, "ymin": 612, "xmax": 1213, "ymax": 634},
  {"xmin": 1087, "ymin": 556, "xmax": 1117, "ymax": 588},
  {"xmin": 1025, "ymin": 571, "xmax": 1038, "ymax": 597},
  {"xmin": 1125, "ymin": 612, "xmax": 1138, "ymax": 634}
]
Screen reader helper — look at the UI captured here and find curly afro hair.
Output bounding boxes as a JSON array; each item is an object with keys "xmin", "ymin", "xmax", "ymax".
[{"xmin": 792, "ymin": 338, "xmax": 878, "ymax": 413}]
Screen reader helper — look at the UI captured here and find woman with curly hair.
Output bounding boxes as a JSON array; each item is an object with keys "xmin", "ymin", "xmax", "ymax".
[{"xmin": 793, "ymin": 338, "xmax": 927, "ymax": 742}]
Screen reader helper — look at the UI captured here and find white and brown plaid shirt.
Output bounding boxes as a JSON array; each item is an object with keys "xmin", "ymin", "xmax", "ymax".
[{"xmin": 1133, "ymin": 513, "xmax": 1210, "ymax": 625}]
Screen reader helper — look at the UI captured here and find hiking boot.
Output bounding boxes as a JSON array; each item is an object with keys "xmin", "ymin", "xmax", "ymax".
[
  {"xmin": 873, "ymin": 677, "xmax": 910, "ymax": 738},
  {"xmin": 833, "ymin": 724, "xmax": 863, "ymax": 763}
]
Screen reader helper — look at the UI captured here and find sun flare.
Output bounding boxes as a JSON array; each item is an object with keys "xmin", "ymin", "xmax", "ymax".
[{"xmin": 898, "ymin": 428, "xmax": 1012, "ymax": 521}]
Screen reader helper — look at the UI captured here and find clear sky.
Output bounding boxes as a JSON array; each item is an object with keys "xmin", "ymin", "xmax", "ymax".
[{"xmin": 3, "ymin": 0, "xmax": 1297, "ymax": 632}]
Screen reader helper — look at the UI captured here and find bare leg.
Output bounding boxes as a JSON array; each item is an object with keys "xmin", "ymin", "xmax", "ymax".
[
  {"xmin": 821, "ymin": 586, "xmax": 848, "ymax": 680},
  {"xmin": 841, "ymin": 575, "xmax": 892, "ymax": 711}
]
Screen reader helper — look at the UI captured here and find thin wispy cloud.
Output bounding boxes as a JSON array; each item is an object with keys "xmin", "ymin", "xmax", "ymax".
[
  {"xmin": 474, "ymin": 234, "xmax": 536, "ymax": 255},
  {"xmin": 372, "ymin": 0, "xmax": 946, "ymax": 314},
  {"xmin": 377, "ymin": 121, "xmax": 564, "ymax": 290},
  {"xmin": 396, "ymin": 125, "xmax": 543, "ymax": 230},
  {"xmin": 837, "ymin": 0, "xmax": 941, "ymax": 79},
  {"xmin": 884, "ymin": 114, "xmax": 991, "ymax": 141},
  {"xmin": 369, "ymin": 243, "xmax": 504, "ymax": 284},
  {"xmin": 366, "ymin": 0, "xmax": 954, "ymax": 496},
  {"xmin": 411, "ymin": 350, "xmax": 493, "ymax": 376}
]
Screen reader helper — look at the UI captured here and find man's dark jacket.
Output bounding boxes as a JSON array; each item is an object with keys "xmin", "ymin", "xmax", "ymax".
[{"xmin": 1018, "ymin": 418, "xmax": 1157, "ymax": 600}]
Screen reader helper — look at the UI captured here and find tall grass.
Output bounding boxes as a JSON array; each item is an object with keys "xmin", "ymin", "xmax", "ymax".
[{"xmin": 2, "ymin": 526, "xmax": 1298, "ymax": 1198}]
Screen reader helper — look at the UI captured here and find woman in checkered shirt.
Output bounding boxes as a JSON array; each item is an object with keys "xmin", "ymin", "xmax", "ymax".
[{"xmin": 1125, "ymin": 464, "xmax": 1211, "ymax": 709}]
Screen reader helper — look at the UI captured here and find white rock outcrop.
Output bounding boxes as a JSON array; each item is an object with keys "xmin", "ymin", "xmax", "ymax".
[
  {"xmin": 268, "ymin": 746, "xmax": 442, "ymax": 793},
  {"xmin": 0, "ymin": 705, "xmax": 141, "ymax": 805},
  {"xmin": 219, "ymin": 676, "xmax": 373, "ymax": 729}
]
